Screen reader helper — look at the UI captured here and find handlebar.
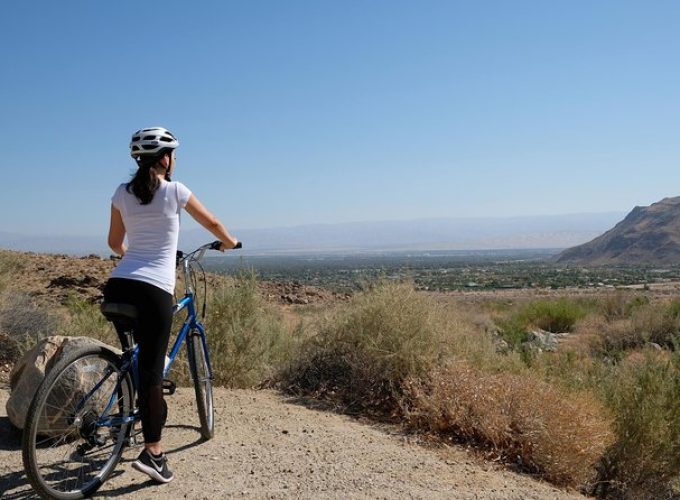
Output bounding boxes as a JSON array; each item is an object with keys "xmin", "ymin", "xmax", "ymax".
[
  {"xmin": 175, "ymin": 241, "xmax": 242, "ymax": 319},
  {"xmin": 177, "ymin": 240, "xmax": 242, "ymax": 267}
]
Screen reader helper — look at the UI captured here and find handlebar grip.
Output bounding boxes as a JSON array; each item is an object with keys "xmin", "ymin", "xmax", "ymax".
[{"xmin": 210, "ymin": 240, "xmax": 243, "ymax": 250}]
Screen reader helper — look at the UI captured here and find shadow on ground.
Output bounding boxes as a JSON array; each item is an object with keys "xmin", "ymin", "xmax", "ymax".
[
  {"xmin": 0, "ymin": 423, "xmax": 205, "ymax": 498},
  {"xmin": 0, "ymin": 416, "xmax": 21, "ymax": 451}
]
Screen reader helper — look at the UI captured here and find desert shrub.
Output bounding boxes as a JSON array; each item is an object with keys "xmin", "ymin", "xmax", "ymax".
[
  {"xmin": 0, "ymin": 250, "xmax": 22, "ymax": 294},
  {"xmin": 592, "ymin": 348, "xmax": 680, "ymax": 499},
  {"xmin": 598, "ymin": 292, "xmax": 649, "ymax": 321},
  {"xmin": 536, "ymin": 349, "xmax": 602, "ymax": 392},
  {"xmin": 402, "ymin": 362, "xmax": 613, "ymax": 488},
  {"xmin": 60, "ymin": 295, "xmax": 118, "ymax": 346},
  {"xmin": 591, "ymin": 318, "xmax": 642, "ymax": 359},
  {"xmin": 497, "ymin": 298, "xmax": 589, "ymax": 349},
  {"xmin": 280, "ymin": 282, "xmax": 458, "ymax": 415},
  {"xmin": 518, "ymin": 298, "xmax": 589, "ymax": 333},
  {"xmin": 593, "ymin": 299, "xmax": 680, "ymax": 358},
  {"xmin": 204, "ymin": 271, "xmax": 295, "ymax": 388},
  {"xmin": 0, "ymin": 291, "xmax": 62, "ymax": 358},
  {"xmin": 496, "ymin": 315, "xmax": 529, "ymax": 347},
  {"xmin": 0, "ymin": 252, "xmax": 52, "ymax": 360},
  {"xmin": 639, "ymin": 300, "xmax": 680, "ymax": 348}
]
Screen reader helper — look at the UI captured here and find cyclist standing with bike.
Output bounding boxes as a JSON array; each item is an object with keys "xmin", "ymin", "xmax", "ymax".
[{"xmin": 104, "ymin": 127, "xmax": 239, "ymax": 483}]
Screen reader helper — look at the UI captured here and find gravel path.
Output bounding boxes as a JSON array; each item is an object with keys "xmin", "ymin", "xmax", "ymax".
[{"xmin": 1, "ymin": 387, "xmax": 585, "ymax": 499}]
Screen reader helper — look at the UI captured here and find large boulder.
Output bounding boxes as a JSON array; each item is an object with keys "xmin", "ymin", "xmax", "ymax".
[{"xmin": 7, "ymin": 336, "xmax": 119, "ymax": 431}]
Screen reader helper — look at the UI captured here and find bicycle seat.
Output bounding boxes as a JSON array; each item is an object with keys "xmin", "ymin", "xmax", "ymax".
[{"xmin": 100, "ymin": 302, "xmax": 139, "ymax": 329}]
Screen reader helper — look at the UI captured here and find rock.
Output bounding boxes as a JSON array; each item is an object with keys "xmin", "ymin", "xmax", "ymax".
[
  {"xmin": 646, "ymin": 342, "xmax": 663, "ymax": 351},
  {"xmin": 494, "ymin": 338, "xmax": 510, "ymax": 354},
  {"xmin": 524, "ymin": 329, "xmax": 559, "ymax": 352},
  {"xmin": 7, "ymin": 335, "xmax": 119, "ymax": 431}
]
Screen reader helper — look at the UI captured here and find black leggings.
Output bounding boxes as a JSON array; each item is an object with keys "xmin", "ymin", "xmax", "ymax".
[{"xmin": 103, "ymin": 278, "xmax": 173, "ymax": 444}]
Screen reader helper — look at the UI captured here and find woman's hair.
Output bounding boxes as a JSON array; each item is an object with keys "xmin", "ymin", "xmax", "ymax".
[{"xmin": 126, "ymin": 148, "xmax": 172, "ymax": 205}]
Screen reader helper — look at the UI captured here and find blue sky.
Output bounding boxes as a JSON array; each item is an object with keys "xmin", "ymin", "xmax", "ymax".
[{"xmin": 1, "ymin": 1, "xmax": 679, "ymax": 236}]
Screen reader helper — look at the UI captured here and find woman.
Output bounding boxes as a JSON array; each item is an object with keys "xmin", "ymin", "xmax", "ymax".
[{"xmin": 104, "ymin": 127, "xmax": 238, "ymax": 483}]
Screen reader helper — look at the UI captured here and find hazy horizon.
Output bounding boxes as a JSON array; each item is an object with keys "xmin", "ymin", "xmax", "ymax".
[{"xmin": 0, "ymin": 211, "xmax": 625, "ymax": 256}]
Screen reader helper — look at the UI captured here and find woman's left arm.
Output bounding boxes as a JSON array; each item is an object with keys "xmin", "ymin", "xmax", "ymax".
[{"xmin": 108, "ymin": 205, "xmax": 127, "ymax": 256}]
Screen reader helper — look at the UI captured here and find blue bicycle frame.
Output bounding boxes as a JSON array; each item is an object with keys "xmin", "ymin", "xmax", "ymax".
[
  {"xmin": 166, "ymin": 293, "xmax": 213, "ymax": 380},
  {"xmin": 94, "ymin": 243, "xmax": 216, "ymax": 429}
]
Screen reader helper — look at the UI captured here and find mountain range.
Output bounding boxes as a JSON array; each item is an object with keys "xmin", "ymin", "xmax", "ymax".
[
  {"xmin": 0, "ymin": 212, "xmax": 624, "ymax": 255},
  {"xmin": 557, "ymin": 197, "xmax": 680, "ymax": 265}
]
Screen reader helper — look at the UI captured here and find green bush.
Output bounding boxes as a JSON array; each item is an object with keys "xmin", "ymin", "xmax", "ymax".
[
  {"xmin": 518, "ymin": 298, "xmax": 589, "ymax": 333},
  {"xmin": 497, "ymin": 298, "xmax": 589, "ymax": 349},
  {"xmin": 496, "ymin": 316, "xmax": 530, "ymax": 347}
]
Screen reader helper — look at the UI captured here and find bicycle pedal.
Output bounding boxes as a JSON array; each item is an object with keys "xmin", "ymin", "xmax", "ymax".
[{"xmin": 162, "ymin": 379, "xmax": 176, "ymax": 395}]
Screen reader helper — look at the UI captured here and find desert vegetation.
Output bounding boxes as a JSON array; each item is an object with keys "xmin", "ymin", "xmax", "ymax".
[{"xmin": 4, "ymin": 251, "xmax": 680, "ymax": 498}]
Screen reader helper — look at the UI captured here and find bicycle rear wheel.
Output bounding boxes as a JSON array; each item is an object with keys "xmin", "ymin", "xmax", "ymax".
[
  {"xmin": 187, "ymin": 331, "xmax": 214, "ymax": 440},
  {"xmin": 22, "ymin": 345, "xmax": 133, "ymax": 499}
]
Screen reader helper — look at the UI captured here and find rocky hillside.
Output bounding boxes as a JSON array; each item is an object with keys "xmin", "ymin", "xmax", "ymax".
[
  {"xmin": 1, "ymin": 251, "xmax": 348, "ymax": 308},
  {"xmin": 556, "ymin": 197, "xmax": 680, "ymax": 265}
]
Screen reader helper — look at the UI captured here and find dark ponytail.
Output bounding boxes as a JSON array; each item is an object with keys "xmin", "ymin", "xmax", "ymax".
[{"xmin": 126, "ymin": 148, "xmax": 172, "ymax": 205}]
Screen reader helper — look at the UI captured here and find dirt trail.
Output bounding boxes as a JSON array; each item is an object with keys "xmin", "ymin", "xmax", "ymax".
[{"xmin": 0, "ymin": 386, "xmax": 583, "ymax": 500}]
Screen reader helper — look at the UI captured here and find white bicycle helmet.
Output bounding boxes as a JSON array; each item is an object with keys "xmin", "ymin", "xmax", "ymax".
[{"xmin": 130, "ymin": 127, "xmax": 179, "ymax": 157}]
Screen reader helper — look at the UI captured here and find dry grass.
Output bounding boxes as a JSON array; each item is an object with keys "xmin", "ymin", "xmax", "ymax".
[
  {"xmin": 0, "ymin": 253, "xmax": 62, "ymax": 361},
  {"xmin": 402, "ymin": 362, "xmax": 613, "ymax": 488},
  {"xmin": 0, "ymin": 250, "xmax": 22, "ymax": 294},
  {"xmin": 203, "ymin": 271, "xmax": 299, "ymax": 388},
  {"xmin": 279, "ymin": 282, "xmax": 464, "ymax": 415},
  {"xmin": 580, "ymin": 297, "xmax": 680, "ymax": 360},
  {"xmin": 592, "ymin": 348, "xmax": 680, "ymax": 499}
]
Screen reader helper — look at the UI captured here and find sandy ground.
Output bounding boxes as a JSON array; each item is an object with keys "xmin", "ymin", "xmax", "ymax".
[{"xmin": 0, "ymin": 386, "xmax": 584, "ymax": 500}]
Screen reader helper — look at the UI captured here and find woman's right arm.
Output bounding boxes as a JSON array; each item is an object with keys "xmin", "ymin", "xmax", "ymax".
[
  {"xmin": 108, "ymin": 205, "xmax": 127, "ymax": 256},
  {"xmin": 185, "ymin": 194, "xmax": 239, "ymax": 250}
]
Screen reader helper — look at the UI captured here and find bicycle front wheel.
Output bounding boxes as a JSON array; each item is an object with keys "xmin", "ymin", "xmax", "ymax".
[
  {"xmin": 22, "ymin": 345, "xmax": 133, "ymax": 500},
  {"xmin": 187, "ymin": 332, "xmax": 214, "ymax": 440}
]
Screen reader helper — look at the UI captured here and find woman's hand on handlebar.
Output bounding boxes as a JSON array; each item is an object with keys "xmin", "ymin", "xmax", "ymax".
[{"xmin": 213, "ymin": 240, "xmax": 242, "ymax": 252}]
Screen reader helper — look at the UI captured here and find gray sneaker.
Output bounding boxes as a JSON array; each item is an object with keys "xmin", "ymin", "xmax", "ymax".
[{"xmin": 132, "ymin": 449, "xmax": 174, "ymax": 483}]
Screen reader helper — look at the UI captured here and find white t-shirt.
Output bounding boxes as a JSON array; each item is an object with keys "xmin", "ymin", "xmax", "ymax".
[{"xmin": 110, "ymin": 180, "xmax": 192, "ymax": 294}]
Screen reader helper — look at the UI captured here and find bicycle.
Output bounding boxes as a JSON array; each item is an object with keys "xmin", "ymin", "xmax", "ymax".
[{"xmin": 21, "ymin": 240, "xmax": 241, "ymax": 499}]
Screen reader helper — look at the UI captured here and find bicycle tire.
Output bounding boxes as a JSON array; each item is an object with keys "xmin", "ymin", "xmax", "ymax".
[
  {"xmin": 22, "ymin": 345, "xmax": 133, "ymax": 499},
  {"xmin": 187, "ymin": 332, "xmax": 214, "ymax": 440}
]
